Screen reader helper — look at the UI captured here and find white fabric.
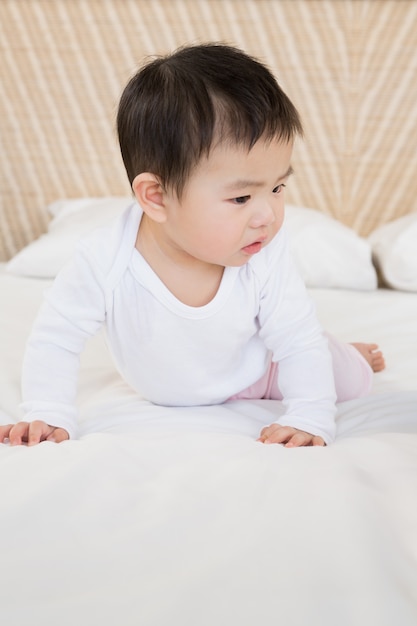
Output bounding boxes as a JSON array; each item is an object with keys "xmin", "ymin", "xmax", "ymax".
[
  {"xmin": 6, "ymin": 198, "xmax": 377, "ymax": 290},
  {"xmin": 6, "ymin": 197, "xmax": 131, "ymax": 278},
  {"xmin": 285, "ymin": 204, "xmax": 377, "ymax": 290},
  {"xmin": 1, "ymin": 264, "xmax": 417, "ymax": 626},
  {"xmin": 21, "ymin": 203, "xmax": 337, "ymax": 443},
  {"xmin": 369, "ymin": 212, "xmax": 417, "ymax": 291}
]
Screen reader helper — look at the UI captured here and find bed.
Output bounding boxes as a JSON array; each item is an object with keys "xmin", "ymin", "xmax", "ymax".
[{"xmin": 1, "ymin": 1, "xmax": 417, "ymax": 625}]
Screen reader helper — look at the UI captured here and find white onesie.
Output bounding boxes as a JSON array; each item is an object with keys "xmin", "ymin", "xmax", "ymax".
[{"xmin": 21, "ymin": 202, "xmax": 342, "ymax": 442}]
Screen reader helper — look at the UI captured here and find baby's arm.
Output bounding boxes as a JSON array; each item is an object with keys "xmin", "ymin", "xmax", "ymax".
[
  {"xmin": 259, "ymin": 316, "xmax": 336, "ymax": 445},
  {"xmin": 257, "ymin": 229, "xmax": 337, "ymax": 445},
  {"xmin": 0, "ymin": 422, "xmax": 69, "ymax": 445},
  {"xmin": 17, "ymin": 243, "xmax": 107, "ymax": 444}
]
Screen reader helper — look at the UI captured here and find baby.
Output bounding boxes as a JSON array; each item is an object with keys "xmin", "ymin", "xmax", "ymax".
[{"xmin": 0, "ymin": 43, "xmax": 384, "ymax": 448}]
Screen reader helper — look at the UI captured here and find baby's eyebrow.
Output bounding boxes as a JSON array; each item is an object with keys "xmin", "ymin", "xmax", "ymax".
[
  {"xmin": 225, "ymin": 165, "xmax": 294, "ymax": 191},
  {"xmin": 282, "ymin": 165, "xmax": 294, "ymax": 179}
]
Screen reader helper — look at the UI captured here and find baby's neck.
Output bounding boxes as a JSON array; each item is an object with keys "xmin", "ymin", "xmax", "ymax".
[{"xmin": 136, "ymin": 218, "xmax": 224, "ymax": 307}]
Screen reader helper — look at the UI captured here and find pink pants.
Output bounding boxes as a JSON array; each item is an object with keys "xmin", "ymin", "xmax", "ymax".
[{"xmin": 231, "ymin": 333, "xmax": 373, "ymax": 402}]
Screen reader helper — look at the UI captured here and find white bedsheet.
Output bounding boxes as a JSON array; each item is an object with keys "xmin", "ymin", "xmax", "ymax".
[{"xmin": 1, "ymin": 268, "xmax": 416, "ymax": 626}]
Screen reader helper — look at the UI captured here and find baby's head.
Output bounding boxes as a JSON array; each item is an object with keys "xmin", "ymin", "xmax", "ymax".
[{"xmin": 117, "ymin": 43, "xmax": 303, "ymax": 198}]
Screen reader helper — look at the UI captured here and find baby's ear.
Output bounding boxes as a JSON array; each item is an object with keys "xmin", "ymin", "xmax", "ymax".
[{"xmin": 132, "ymin": 173, "xmax": 167, "ymax": 223}]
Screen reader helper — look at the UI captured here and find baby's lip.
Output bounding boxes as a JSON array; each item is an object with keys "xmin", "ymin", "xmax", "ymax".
[
  {"xmin": 247, "ymin": 234, "xmax": 268, "ymax": 247},
  {"xmin": 242, "ymin": 236, "xmax": 268, "ymax": 255}
]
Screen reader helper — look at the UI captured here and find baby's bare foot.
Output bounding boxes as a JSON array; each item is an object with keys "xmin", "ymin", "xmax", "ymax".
[{"xmin": 351, "ymin": 343, "xmax": 385, "ymax": 372}]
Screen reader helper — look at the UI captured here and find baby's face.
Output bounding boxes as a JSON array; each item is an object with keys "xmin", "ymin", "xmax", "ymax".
[{"xmin": 162, "ymin": 137, "xmax": 293, "ymax": 267}]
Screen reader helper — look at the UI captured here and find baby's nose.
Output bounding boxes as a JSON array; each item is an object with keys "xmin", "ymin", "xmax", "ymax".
[{"xmin": 250, "ymin": 203, "xmax": 276, "ymax": 228}]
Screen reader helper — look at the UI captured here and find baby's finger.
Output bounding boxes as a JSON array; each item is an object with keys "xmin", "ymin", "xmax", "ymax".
[
  {"xmin": 312, "ymin": 435, "xmax": 326, "ymax": 447},
  {"xmin": 284, "ymin": 430, "xmax": 312, "ymax": 448},
  {"xmin": 46, "ymin": 428, "xmax": 69, "ymax": 443},
  {"xmin": 258, "ymin": 425, "xmax": 272, "ymax": 439},
  {"xmin": 8, "ymin": 422, "xmax": 30, "ymax": 445},
  {"xmin": 263, "ymin": 425, "xmax": 296, "ymax": 445},
  {"xmin": 257, "ymin": 430, "xmax": 271, "ymax": 443},
  {"xmin": 27, "ymin": 420, "xmax": 52, "ymax": 446},
  {"xmin": 0, "ymin": 424, "xmax": 14, "ymax": 443}
]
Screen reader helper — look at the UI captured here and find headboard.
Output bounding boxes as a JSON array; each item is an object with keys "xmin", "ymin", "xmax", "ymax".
[{"xmin": 1, "ymin": 0, "xmax": 416, "ymax": 261}]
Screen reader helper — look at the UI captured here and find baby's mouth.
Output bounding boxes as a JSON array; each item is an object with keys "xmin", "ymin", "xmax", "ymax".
[{"xmin": 242, "ymin": 240, "xmax": 264, "ymax": 255}]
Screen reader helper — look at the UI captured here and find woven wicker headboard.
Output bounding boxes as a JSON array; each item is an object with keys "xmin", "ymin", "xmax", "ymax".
[{"xmin": 1, "ymin": 0, "xmax": 416, "ymax": 261}]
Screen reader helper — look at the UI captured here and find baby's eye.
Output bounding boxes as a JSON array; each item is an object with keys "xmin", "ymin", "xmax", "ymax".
[
  {"xmin": 233, "ymin": 195, "xmax": 251, "ymax": 205},
  {"xmin": 272, "ymin": 184, "xmax": 286, "ymax": 194}
]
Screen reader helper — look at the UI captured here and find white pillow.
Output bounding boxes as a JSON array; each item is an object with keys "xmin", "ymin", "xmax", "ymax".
[
  {"xmin": 6, "ymin": 197, "xmax": 132, "ymax": 278},
  {"xmin": 369, "ymin": 213, "xmax": 417, "ymax": 291},
  {"xmin": 285, "ymin": 205, "xmax": 377, "ymax": 290}
]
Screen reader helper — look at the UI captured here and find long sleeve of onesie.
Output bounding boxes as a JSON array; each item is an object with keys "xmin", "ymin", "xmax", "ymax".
[
  {"xmin": 20, "ymin": 242, "xmax": 107, "ymax": 439},
  {"xmin": 256, "ymin": 230, "xmax": 337, "ymax": 442}
]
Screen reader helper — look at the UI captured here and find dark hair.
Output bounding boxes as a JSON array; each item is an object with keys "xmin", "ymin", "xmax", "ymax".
[{"xmin": 117, "ymin": 43, "xmax": 303, "ymax": 198}]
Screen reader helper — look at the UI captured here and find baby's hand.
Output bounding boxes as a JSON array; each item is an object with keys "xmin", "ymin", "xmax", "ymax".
[
  {"xmin": 257, "ymin": 424, "xmax": 325, "ymax": 448},
  {"xmin": 0, "ymin": 421, "xmax": 69, "ymax": 446}
]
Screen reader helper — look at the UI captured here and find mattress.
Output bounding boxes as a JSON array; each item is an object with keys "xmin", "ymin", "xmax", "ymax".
[{"xmin": 1, "ymin": 266, "xmax": 416, "ymax": 626}]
